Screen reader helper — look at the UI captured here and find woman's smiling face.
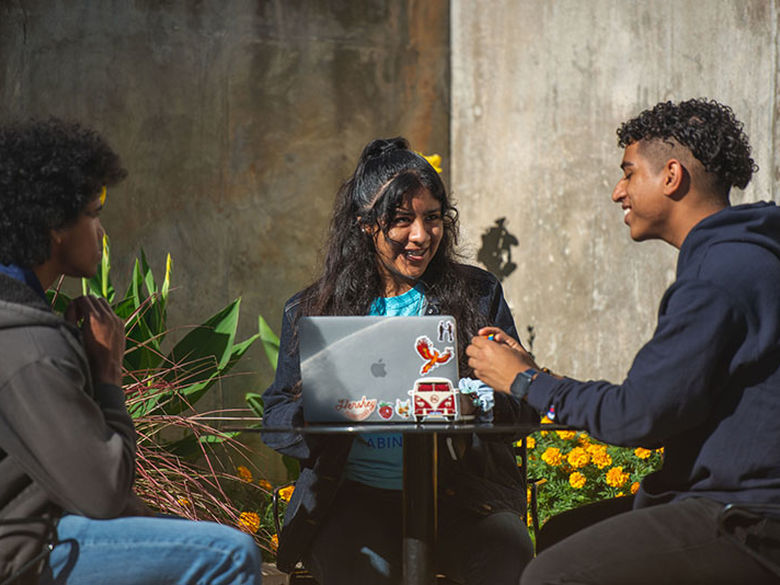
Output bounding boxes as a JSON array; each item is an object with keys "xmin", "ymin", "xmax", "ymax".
[{"xmin": 371, "ymin": 188, "xmax": 443, "ymax": 297}]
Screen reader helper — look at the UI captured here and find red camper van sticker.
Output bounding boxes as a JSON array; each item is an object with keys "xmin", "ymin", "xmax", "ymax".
[{"xmin": 408, "ymin": 378, "xmax": 458, "ymax": 422}]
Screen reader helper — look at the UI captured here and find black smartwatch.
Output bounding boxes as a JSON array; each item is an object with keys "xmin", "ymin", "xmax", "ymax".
[{"xmin": 510, "ymin": 368, "xmax": 539, "ymax": 400}]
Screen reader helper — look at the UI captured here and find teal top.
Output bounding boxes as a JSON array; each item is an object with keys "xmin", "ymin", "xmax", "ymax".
[{"xmin": 342, "ymin": 283, "xmax": 425, "ymax": 490}]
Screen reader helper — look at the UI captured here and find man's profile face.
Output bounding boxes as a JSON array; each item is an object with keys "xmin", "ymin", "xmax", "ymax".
[
  {"xmin": 49, "ymin": 196, "xmax": 106, "ymax": 278},
  {"xmin": 611, "ymin": 141, "xmax": 670, "ymax": 242}
]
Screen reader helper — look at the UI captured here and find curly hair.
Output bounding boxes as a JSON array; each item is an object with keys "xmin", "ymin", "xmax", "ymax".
[
  {"xmin": 0, "ymin": 118, "xmax": 127, "ymax": 267},
  {"xmin": 299, "ymin": 137, "xmax": 485, "ymax": 376},
  {"xmin": 616, "ymin": 98, "xmax": 757, "ymax": 192}
]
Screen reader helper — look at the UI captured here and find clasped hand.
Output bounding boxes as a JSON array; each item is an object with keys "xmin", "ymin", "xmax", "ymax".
[{"xmin": 65, "ymin": 295, "xmax": 125, "ymax": 386}]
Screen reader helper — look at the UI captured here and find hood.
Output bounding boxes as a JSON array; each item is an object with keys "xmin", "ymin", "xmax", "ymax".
[
  {"xmin": 677, "ymin": 201, "xmax": 780, "ymax": 277},
  {"xmin": 0, "ymin": 273, "xmax": 62, "ymax": 332}
]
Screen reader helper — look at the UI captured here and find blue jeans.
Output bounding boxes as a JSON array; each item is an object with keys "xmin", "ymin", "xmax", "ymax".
[{"xmin": 40, "ymin": 515, "xmax": 263, "ymax": 585}]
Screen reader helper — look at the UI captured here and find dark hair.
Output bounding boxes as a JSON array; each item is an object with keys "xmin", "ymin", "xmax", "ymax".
[
  {"xmin": 300, "ymin": 137, "xmax": 483, "ymax": 376},
  {"xmin": 616, "ymin": 98, "xmax": 757, "ymax": 192},
  {"xmin": 0, "ymin": 118, "xmax": 127, "ymax": 267}
]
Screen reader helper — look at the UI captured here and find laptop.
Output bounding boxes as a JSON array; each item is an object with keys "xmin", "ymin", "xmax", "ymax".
[{"xmin": 299, "ymin": 315, "xmax": 471, "ymax": 423}]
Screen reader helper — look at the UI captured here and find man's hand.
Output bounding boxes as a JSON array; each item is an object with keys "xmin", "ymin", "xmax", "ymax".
[
  {"xmin": 65, "ymin": 295, "xmax": 125, "ymax": 386},
  {"xmin": 466, "ymin": 327, "xmax": 539, "ymax": 394}
]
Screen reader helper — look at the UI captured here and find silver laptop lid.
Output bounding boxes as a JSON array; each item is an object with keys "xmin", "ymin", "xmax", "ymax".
[{"xmin": 299, "ymin": 315, "xmax": 462, "ymax": 423}]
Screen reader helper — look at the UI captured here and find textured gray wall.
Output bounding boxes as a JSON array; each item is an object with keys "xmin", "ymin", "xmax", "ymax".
[
  {"xmin": 1, "ymin": 0, "xmax": 449, "ymax": 482},
  {"xmin": 452, "ymin": 0, "xmax": 779, "ymax": 383},
  {"xmin": 0, "ymin": 0, "xmax": 450, "ymax": 405}
]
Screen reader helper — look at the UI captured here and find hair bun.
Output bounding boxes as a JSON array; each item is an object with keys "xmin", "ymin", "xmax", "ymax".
[{"xmin": 360, "ymin": 137, "xmax": 410, "ymax": 163}]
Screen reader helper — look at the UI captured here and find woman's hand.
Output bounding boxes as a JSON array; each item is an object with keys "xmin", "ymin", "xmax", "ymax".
[{"xmin": 466, "ymin": 327, "xmax": 539, "ymax": 394}]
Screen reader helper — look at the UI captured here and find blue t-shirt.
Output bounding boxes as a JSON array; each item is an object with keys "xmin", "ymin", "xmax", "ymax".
[{"xmin": 342, "ymin": 283, "xmax": 425, "ymax": 490}]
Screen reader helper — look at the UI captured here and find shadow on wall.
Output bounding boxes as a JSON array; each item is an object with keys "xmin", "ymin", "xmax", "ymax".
[{"xmin": 477, "ymin": 217, "xmax": 519, "ymax": 282}]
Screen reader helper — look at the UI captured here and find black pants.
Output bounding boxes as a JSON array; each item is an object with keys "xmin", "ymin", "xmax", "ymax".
[
  {"xmin": 305, "ymin": 480, "xmax": 533, "ymax": 585},
  {"xmin": 521, "ymin": 496, "xmax": 780, "ymax": 584}
]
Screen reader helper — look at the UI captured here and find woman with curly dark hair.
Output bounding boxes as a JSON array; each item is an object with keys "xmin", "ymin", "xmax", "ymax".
[
  {"xmin": 262, "ymin": 137, "xmax": 536, "ymax": 585},
  {"xmin": 0, "ymin": 118, "xmax": 264, "ymax": 585}
]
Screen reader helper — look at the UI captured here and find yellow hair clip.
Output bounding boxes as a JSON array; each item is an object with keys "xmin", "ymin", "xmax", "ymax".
[{"xmin": 99, "ymin": 185, "xmax": 107, "ymax": 206}]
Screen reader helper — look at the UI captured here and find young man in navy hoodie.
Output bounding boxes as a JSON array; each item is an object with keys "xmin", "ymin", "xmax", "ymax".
[{"xmin": 468, "ymin": 99, "xmax": 780, "ymax": 584}]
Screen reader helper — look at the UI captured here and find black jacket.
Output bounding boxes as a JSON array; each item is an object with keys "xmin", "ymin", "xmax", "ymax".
[
  {"xmin": 262, "ymin": 264, "xmax": 538, "ymax": 572},
  {"xmin": 527, "ymin": 201, "xmax": 780, "ymax": 510},
  {"xmin": 0, "ymin": 273, "xmax": 136, "ymax": 584}
]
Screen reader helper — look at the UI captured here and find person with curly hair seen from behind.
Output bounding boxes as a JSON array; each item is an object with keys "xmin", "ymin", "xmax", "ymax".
[
  {"xmin": 262, "ymin": 137, "xmax": 537, "ymax": 585},
  {"xmin": 0, "ymin": 118, "xmax": 263, "ymax": 585},
  {"xmin": 468, "ymin": 98, "xmax": 780, "ymax": 584}
]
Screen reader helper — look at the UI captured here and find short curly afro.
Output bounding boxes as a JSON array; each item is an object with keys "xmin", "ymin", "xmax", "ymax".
[
  {"xmin": 617, "ymin": 98, "xmax": 757, "ymax": 192},
  {"xmin": 0, "ymin": 118, "xmax": 127, "ymax": 267}
]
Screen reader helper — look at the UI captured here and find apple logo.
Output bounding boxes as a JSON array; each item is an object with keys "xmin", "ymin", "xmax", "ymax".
[{"xmin": 370, "ymin": 358, "xmax": 387, "ymax": 378}]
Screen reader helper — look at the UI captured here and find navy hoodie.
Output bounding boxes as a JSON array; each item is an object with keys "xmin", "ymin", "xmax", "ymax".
[{"xmin": 527, "ymin": 201, "xmax": 780, "ymax": 509}]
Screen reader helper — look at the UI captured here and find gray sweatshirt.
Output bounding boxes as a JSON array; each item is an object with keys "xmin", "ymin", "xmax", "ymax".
[{"xmin": 0, "ymin": 273, "xmax": 135, "ymax": 584}]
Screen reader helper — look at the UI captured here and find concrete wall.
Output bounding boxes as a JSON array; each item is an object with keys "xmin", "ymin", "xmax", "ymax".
[
  {"xmin": 0, "ymin": 0, "xmax": 450, "ymax": 406},
  {"xmin": 452, "ymin": 0, "xmax": 779, "ymax": 382}
]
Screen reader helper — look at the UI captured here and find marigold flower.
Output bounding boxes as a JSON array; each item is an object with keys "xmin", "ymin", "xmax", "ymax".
[
  {"xmin": 278, "ymin": 485, "xmax": 295, "ymax": 502},
  {"xmin": 567, "ymin": 447, "xmax": 590, "ymax": 469},
  {"xmin": 270, "ymin": 534, "xmax": 279, "ymax": 550},
  {"xmin": 631, "ymin": 481, "xmax": 640, "ymax": 495},
  {"xmin": 237, "ymin": 465, "xmax": 253, "ymax": 483},
  {"xmin": 258, "ymin": 479, "xmax": 272, "ymax": 491},
  {"xmin": 526, "ymin": 436, "xmax": 536, "ymax": 449},
  {"xmin": 238, "ymin": 511, "xmax": 261, "ymax": 533},
  {"xmin": 634, "ymin": 447, "xmax": 652, "ymax": 459},
  {"xmin": 556, "ymin": 430, "xmax": 577, "ymax": 440},
  {"xmin": 656, "ymin": 447, "xmax": 665, "ymax": 455},
  {"xmin": 541, "ymin": 447, "xmax": 563, "ymax": 466},
  {"xmin": 591, "ymin": 449, "xmax": 612, "ymax": 469},
  {"xmin": 569, "ymin": 471, "xmax": 586, "ymax": 489},
  {"xmin": 605, "ymin": 466, "xmax": 630, "ymax": 488},
  {"xmin": 177, "ymin": 497, "xmax": 191, "ymax": 507}
]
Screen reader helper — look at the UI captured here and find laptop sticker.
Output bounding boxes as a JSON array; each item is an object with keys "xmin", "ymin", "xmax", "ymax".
[
  {"xmin": 409, "ymin": 378, "xmax": 458, "ymax": 421},
  {"xmin": 335, "ymin": 396, "xmax": 377, "ymax": 421},
  {"xmin": 415, "ymin": 336, "xmax": 454, "ymax": 375},
  {"xmin": 378, "ymin": 401, "xmax": 394, "ymax": 419},
  {"xmin": 438, "ymin": 319, "xmax": 455, "ymax": 343},
  {"xmin": 395, "ymin": 398, "xmax": 411, "ymax": 419}
]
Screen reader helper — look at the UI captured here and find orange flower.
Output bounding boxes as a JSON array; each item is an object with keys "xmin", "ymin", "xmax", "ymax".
[
  {"xmin": 590, "ymin": 447, "xmax": 612, "ymax": 469},
  {"xmin": 238, "ymin": 511, "xmax": 261, "ymax": 533},
  {"xmin": 634, "ymin": 447, "xmax": 652, "ymax": 459},
  {"xmin": 631, "ymin": 481, "xmax": 640, "ymax": 495},
  {"xmin": 541, "ymin": 447, "xmax": 563, "ymax": 466},
  {"xmin": 605, "ymin": 466, "xmax": 630, "ymax": 488},
  {"xmin": 237, "ymin": 465, "xmax": 253, "ymax": 483},
  {"xmin": 569, "ymin": 471, "xmax": 586, "ymax": 489},
  {"xmin": 270, "ymin": 534, "xmax": 279, "ymax": 550},
  {"xmin": 258, "ymin": 479, "xmax": 272, "ymax": 491},
  {"xmin": 556, "ymin": 430, "xmax": 577, "ymax": 440},
  {"xmin": 278, "ymin": 485, "xmax": 295, "ymax": 502},
  {"xmin": 567, "ymin": 447, "xmax": 590, "ymax": 469},
  {"xmin": 526, "ymin": 436, "xmax": 536, "ymax": 449}
]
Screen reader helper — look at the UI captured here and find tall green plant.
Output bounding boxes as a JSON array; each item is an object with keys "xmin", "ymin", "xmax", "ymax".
[{"xmin": 47, "ymin": 237, "xmax": 279, "ymax": 555}]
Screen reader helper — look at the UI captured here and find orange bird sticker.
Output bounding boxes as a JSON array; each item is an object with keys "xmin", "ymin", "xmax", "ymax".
[{"xmin": 415, "ymin": 336, "xmax": 454, "ymax": 374}]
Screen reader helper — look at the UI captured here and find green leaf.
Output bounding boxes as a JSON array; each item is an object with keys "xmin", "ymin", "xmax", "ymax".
[
  {"xmin": 245, "ymin": 392, "xmax": 264, "ymax": 418},
  {"xmin": 282, "ymin": 455, "xmax": 300, "ymax": 481},
  {"xmin": 258, "ymin": 315, "xmax": 280, "ymax": 370},
  {"xmin": 160, "ymin": 299, "xmax": 243, "ymax": 413}
]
